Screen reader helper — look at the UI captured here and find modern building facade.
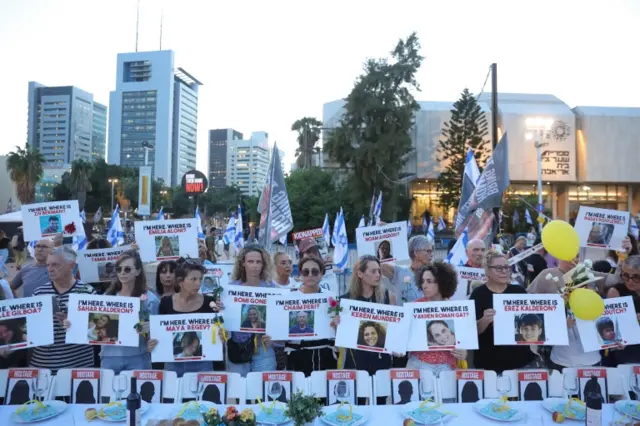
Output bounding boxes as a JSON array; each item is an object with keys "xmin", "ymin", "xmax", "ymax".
[
  {"xmin": 107, "ymin": 50, "xmax": 201, "ymax": 186},
  {"xmin": 226, "ymin": 131, "xmax": 270, "ymax": 196},
  {"xmin": 208, "ymin": 128, "xmax": 243, "ymax": 189},
  {"xmin": 91, "ymin": 102, "xmax": 107, "ymax": 161},
  {"xmin": 0, "ymin": 156, "xmax": 20, "ymax": 212},
  {"xmin": 27, "ymin": 82, "xmax": 107, "ymax": 165},
  {"xmin": 35, "ymin": 165, "xmax": 72, "ymax": 202}
]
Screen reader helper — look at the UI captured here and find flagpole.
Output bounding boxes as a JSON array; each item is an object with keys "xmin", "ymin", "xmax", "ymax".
[{"xmin": 491, "ymin": 62, "xmax": 501, "ymax": 241}]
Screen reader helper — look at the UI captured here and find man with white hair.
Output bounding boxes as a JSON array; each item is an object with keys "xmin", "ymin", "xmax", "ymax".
[
  {"xmin": 465, "ymin": 239, "xmax": 486, "ymax": 268},
  {"xmin": 30, "ymin": 246, "xmax": 96, "ymax": 372},
  {"xmin": 381, "ymin": 235, "xmax": 434, "ymax": 304}
]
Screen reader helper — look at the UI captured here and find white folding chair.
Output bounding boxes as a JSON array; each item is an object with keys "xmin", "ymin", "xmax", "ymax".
[
  {"xmin": 120, "ymin": 370, "xmax": 179, "ymax": 403},
  {"xmin": 54, "ymin": 368, "xmax": 115, "ymax": 403},
  {"xmin": 438, "ymin": 369, "xmax": 498, "ymax": 402},
  {"xmin": 309, "ymin": 370, "xmax": 372, "ymax": 405},
  {"xmin": 562, "ymin": 367, "xmax": 623, "ymax": 401},
  {"xmin": 245, "ymin": 371, "xmax": 307, "ymax": 403},
  {"xmin": 0, "ymin": 368, "xmax": 55, "ymax": 404},
  {"xmin": 616, "ymin": 363, "xmax": 640, "ymax": 397},
  {"xmin": 179, "ymin": 372, "xmax": 245, "ymax": 404},
  {"xmin": 373, "ymin": 368, "xmax": 436, "ymax": 405},
  {"xmin": 501, "ymin": 369, "xmax": 563, "ymax": 399}
]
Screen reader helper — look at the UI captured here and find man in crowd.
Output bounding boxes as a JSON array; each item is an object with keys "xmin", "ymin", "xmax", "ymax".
[
  {"xmin": 465, "ymin": 239, "xmax": 486, "ymax": 268},
  {"xmin": 30, "ymin": 246, "xmax": 96, "ymax": 373},
  {"xmin": 11, "ymin": 239, "xmax": 54, "ymax": 297},
  {"xmin": 381, "ymin": 235, "xmax": 433, "ymax": 304}
]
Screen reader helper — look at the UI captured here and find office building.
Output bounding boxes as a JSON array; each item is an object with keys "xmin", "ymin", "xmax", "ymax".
[
  {"xmin": 107, "ymin": 50, "xmax": 202, "ymax": 186},
  {"xmin": 208, "ymin": 128, "xmax": 243, "ymax": 189},
  {"xmin": 27, "ymin": 82, "xmax": 107, "ymax": 165},
  {"xmin": 92, "ymin": 102, "xmax": 107, "ymax": 160},
  {"xmin": 227, "ymin": 132, "xmax": 270, "ymax": 196}
]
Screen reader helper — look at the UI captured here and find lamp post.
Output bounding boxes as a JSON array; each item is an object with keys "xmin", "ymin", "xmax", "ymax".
[
  {"xmin": 108, "ymin": 178, "xmax": 119, "ymax": 213},
  {"xmin": 525, "ymin": 117, "xmax": 553, "ymax": 232}
]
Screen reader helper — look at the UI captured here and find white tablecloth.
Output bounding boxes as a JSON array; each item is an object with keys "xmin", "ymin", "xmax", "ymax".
[{"xmin": 0, "ymin": 402, "xmax": 620, "ymax": 425}]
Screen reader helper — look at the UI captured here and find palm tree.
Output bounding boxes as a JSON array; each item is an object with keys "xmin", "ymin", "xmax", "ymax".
[
  {"xmin": 291, "ymin": 117, "xmax": 323, "ymax": 169},
  {"xmin": 6, "ymin": 145, "xmax": 45, "ymax": 204},
  {"xmin": 69, "ymin": 159, "xmax": 93, "ymax": 211}
]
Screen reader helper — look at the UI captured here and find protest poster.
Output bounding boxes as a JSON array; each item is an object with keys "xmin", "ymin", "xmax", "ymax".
[
  {"xmin": 263, "ymin": 372, "xmax": 292, "ymax": 403},
  {"xmin": 134, "ymin": 218, "xmax": 199, "ymax": 262},
  {"xmin": 66, "ymin": 294, "xmax": 141, "ymax": 346},
  {"xmin": 197, "ymin": 373, "xmax": 227, "ymax": 404},
  {"xmin": 574, "ymin": 206, "xmax": 630, "ymax": 250},
  {"xmin": 133, "ymin": 371, "xmax": 163, "ymax": 403},
  {"xmin": 201, "ymin": 264, "xmax": 233, "ymax": 295},
  {"xmin": 292, "ymin": 228, "xmax": 329, "ymax": 262},
  {"xmin": 355, "ymin": 221, "xmax": 409, "ymax": 263},
  {"xmin": 266, "ymin": 292, "xmax": 336, "ymax": 341},
  {"xmin": 493, "ymin": 294, "xmax": 568, "ymax": 346},
  {"xmin": 577, "ymin": 369, "xmax": 608, "ymax": 403},
  {"xmin": 77, "ymin": 245, "xmax": 132, "ymax": 283},
  {"xmin": 517, "ymin": 371, "xmax": 548, "ymax": 401},
  {"xmin": 456, "ymin": 370, "xmax": 484, "ymax": 403},
  {"xmin": 334, "ymin": 299, "xmax": 410, "ymax": 354},
  {"xmin": 0, "ymin": 296, "xmax": 54, "ymax": 350},
  {"xmin": 5, "ymin": 369, "xmax": 40, "ymax": 405},
  {"xmin": 575, "ymin": 296, "xmax": 640, "ymax": 351},
  {"xmin": 391, "ymin": 369, "xmax": 420, "ymax": 404},
  {"xmin": 405, "ymin": 300, "xmax": 478, "ymax": 351},
  {"xmin": 21, "ymin": 200, "xmax": 85, "ymax": 241},
  {"xmin": 71, "ymin": 369, "xmax": 101, "ymax": 404},
  {"xmin": 149, "ymin": 314, "xmax": 223, "ymax": 362},
  {"xmin": 220, "ymin": 285, "xmax": 288, "ymax": 333},
  {"xmin": 453, "ymin": 267, "xmax": 486, "ymax": 300},
  {"xmin": 326, "ymin": 370, "xmax": 357, "ymax": 406}
]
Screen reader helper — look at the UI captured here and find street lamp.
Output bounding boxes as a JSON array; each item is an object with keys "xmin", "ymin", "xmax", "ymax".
[
  {"xmin": 141, "ymin": 141, "xmax": 154, "ymax": 166},
  {"xmin": 525, "ymin": 117, "xmax": 553, "ymax": 231},
  {"xmin": 108, "ymin": 178, "xmax": 119, "ymax": 213}
]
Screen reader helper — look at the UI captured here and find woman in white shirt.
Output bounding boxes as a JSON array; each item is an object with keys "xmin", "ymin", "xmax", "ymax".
[{"xmin": 273, "ymin": 252, "xmax": 297, "ymax": 289}]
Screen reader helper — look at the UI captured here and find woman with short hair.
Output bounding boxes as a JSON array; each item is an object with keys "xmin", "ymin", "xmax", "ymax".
[{"xmin": 381, "ymin": 235, "xmax": 434, "ymax": 304}]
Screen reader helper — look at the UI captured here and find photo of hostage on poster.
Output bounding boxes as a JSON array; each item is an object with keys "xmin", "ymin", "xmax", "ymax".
[
  {"xmin": 575, "ymin": 296, "xmax": 640, "ymax": 351},
  {"xmin": 134, "ymin": 218, "xmax": 199, "ymax": 262},
  {"xmin": 574, "ymin": 206, "xmax": 630, "ymax": 250},
  {"xmin": 453, "ymin": 267, "xmax": 486, "ymax": 300},
  {"xmin": 21, "ymin": 200, "xmax": 85, "ymax": 241},
  {"xmin": 0, "ymin": 296, "xmax": 54, "ymax": 350},
  {"xmin": 355, "ymin": 221, "xmax": 409, "ymax": 263},
  {"xmin": 65, "ymin": 294, "xmax": 140, "ymax": 346},
  {"xmin": 220, "ymin": 285, "xmax": 288, "ymax": 333},
  {"xmin": 149, "ymin": 314, "xmax": 223, "ymax": 362},
  {"xmin": 493, "ymin": 294, "xmax": 568, "ymax": 346},
  {"xmin": 405, "ymin": 300, "xmax": 478, "ymax": 351},
  {"xmin": 266, "ymin": 292, "xmax": 336, "ymax": 341},
  {"xmin": 335, "ymin": 299, "xmax": 410, "ymax": 354},
  {"xmin": 200, "ymin": 264, "xmax": 233, "ymax": 294},
  {"xmin": 76, "ymin": 246, "xmax": 131, "ymax": 283}
]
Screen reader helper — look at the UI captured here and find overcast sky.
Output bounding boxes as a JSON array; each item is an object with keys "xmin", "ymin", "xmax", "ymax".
[{"xmin": 1, "ymin": 0, "xmax": 638, "ymax": 173}]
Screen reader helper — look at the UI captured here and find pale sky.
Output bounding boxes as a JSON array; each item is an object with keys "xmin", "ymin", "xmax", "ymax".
[{"xmin": 1, "ymin": 0, "xmax": 639, "ymax": 174}]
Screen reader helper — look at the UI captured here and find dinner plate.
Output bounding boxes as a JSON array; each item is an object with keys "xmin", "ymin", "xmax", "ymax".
[
  {"xmin": 400, "ymin": 401, "xmax": 454, "ymax": 425},
  {"xmin": 170, "ymin": 401, "xmax": 217, "ymax": 422},
  {"xmin": 10, "ymin": 400, "xmax": 68, "ymax": 424},
  {"xmin": 320, "ymin": 406, "xmax": 369, "ymax": 426},
  {"xmin": 256, "ymin": 401, "xmax": 290, "ymax": 425},
  {"xmin": 473, "ymin": 399, "xmax": 527, "ymax": 423},
  {"xmin": 614, "ymin": 400, "xmax": 640, "ymax": 420},
  {"xmin": 91, "ymin": 401, "xmax": 150, "ymax": 422},
  {"xmin": 541, "ymin": 398, "xmax": 585, "ymax": 421}
]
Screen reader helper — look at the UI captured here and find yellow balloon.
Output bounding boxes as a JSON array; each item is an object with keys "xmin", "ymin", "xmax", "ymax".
[
  {"xmin": 541, "ymin": 220, "xmax": 580, "ymax": 261},
  {"xmin": 569, "ymin": 288, "xmax": 605, "ymax": 321}
]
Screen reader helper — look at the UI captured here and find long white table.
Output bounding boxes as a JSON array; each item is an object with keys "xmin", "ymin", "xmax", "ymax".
[{"xmin": 0, "ymin": 402, "xmax": 621, "ymax": 425}]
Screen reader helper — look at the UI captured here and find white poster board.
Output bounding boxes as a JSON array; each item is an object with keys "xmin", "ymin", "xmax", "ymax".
[
  {"xmin": 292, "ymin": 228, "xmax": 330, "ymax": 261},
  {"xmin": 453, "ymin": 267, "xmax": 486, "ymax": 300},
  {"xmin": 265, "ymin": 292, "xmax": 336, "ymax": 341},
  {"xmin": 21, "ymin": 200, "xmax": 85, "ymax": 241},
  {"xmin": 66, "ymin": 294, "xmax": 141, "ymax": 346},
  {"xmin": 201, "ymin": 264, "xmax": 233, "ymax": 295},
  {"xmin": 574, "ymin": 206, "xmax": 630, "ymax": 251},
  {"xmin": 134, "ymin": 218, "xmax": 199, "ymax": 262},
  {"xmin": 355, "ymin": 222, "xmax": 409, "ymax": 263},
  {"xmin": 575, "ymin": 296, "xmax": 640, "ymax": 351},
  {"xmin": 149, "ymin": 314, "xmax": 224, "ymax": 362},
  {"xmin": 77, "ymin": 245, "xmax": 132, "ymax": 283},
  {"xmin": 0, "ymin": 296, "xmax": 54, "ymax": 350},
  {"xmin": 405, "ymin": 300, "xmax": 478, "ymax": 351},
  {"xmin": 319, "ymin": 272, "xmax": 338, "ymax": 294},
  {"xmin": 335, "ymin": 299, "xmax": 409, "ymax": 354},
  {"xmin": 493, "ymin": 294, "xmax": 568, "ymax": 346},
  {"xmin": 220, "ymin": 286, "xmax": 289, "ymax": 333}
]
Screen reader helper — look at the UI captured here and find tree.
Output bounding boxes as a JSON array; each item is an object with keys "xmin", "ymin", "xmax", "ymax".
[
  {"xmin": 6, "ymin": 145, "xmax": 45, "ymax": 204},
  {"xmin": 291, "ymin": 117, "xmax": 323, "ymax": 169},
  {"xmin": 69, "ymin": 159, "xmax": 94, "ymax": 210},
  {"xmin": 285, "ymin": 168, "xmax": 343, "ymax": 231},
  {"xmin": 324, "ymin": 32, "xmax": 423, "ymax": 221},
  {"xmin": 435, "ymin": 88, "xmax": 491, "ymax": 210}
]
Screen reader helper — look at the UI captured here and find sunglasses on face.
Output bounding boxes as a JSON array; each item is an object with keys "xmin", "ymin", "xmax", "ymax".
[
  {"xmin": 301, "ymin": 268, "xmax": 320, "ymax": 277},
  {"xmin": 116, "ymin": 266, "xmax": 134, "ymax": 274}
]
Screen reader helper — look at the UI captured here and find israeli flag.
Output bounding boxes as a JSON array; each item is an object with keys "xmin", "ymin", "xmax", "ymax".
[
  {"xmin": 437, "ymin": 217, "xmax": 446, "ymax": 231},
  {"xmin": 407, "ymin": 219, "xmax": 413, "ymax": 236},
  {"xmin": 358, "ymin": 215, "xmax": 366, "ymax": 228},
  {"xmin": 195, "ymin": 207, "xmax": 205, "ymax": 240},
  {"xmin": 106, "ymin": 205, "xmax": 125, "ymax": 247},
  {"xmin": 157, "ymin": 206, "xmax": 165, "ymax": 220},
  {"xmin": 422, "ymin": 216, "xmax": 428, "ymax": 234},
  {"xmin": 513, "ymin": 210, "xmax": 520, "ymax": 226},
  {"xmin": 222, "ymin": 214, "xmax": 236, "ymax": 245},
  {"xmin": 235, "ymin": 205, "xmax": 244, "ymax": 250},
  {"xmin": 465, "ymin": 148, "xmax": 481, "ymax": 185},
  {"xmin": 27, "ymin": 241, "xmax": 36, "ymax": 258},
  {"xmin": 331, "ymin": 212, "xmax": 340, "ymax": 247},
  {"xmin": 93, "ymin": 206, "xmax": 103, "ymax": 223},
  {"xmin": 322, "ymin": 213, "xmax": 331, "ymax": 247},
  {"xmin": 631, "ymin": 220, "xmax": 639, "ymax": 239},
  {"xmin": 333, "ymin": 208, "xmax": 349, "ymax": 269},
  {"xmin": 525, "ymin": 209, "xmax": 533, "ymax": 225},
  {"xmin": 427, "ymin": 220, "xmax": 435, "ymax": 241},
  {"xmin": 80, "ymin": 210, "xmax": 86, "ymax": 224},
  {"xmin": 446, "ymin": 227, "xmax": 470, "ymax": 266},
  {"xmin": 373, "ymin": 191, "xmax": 382, "ymax": 224}
]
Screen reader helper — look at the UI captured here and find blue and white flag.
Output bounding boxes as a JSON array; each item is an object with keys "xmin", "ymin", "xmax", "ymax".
[
  {"xmin": 373, "ymin": 191, "xmax": 382, "ymax": 224},
  {"xmin": 235, "ymin": 205, "xmax": 244, "ymax": 250},
  {"xmin": 156, "ymin": 206, "xmax": 165, "ymax": 220},
  {"xmin": 422, "ymin": 217, "xmax": 428, "ymax": 234},
  {"xmin": 331, "ymin": 212, "xmax": 340, "ymax": 247},
  {"xmin": 27, "ymin": 241, "xmax": 36, "ymax": 258},
  {"xmin": 437, "ymin": 217, "xmax": 446, "ymax": 231},
  {"xmin": 93, "ymin": 206, "xmax": 103, "ymax": 223},
  {"xmin": 446, "ymin": 227, "xmax": 470, "ymax": 266},
  {"xmin": 358, "ymin": 215, "xmax": 366, "ymax": 228},
  {"xmin": 75, "ymin": 209, "xmax": 87, "ymax": 250},
  {"xmin": 195, "ymin": 207, "xmax": 205, "ymax": 240},
  {"xmin": 513, "ymin": 210, "xmax": 520, "ymax": 226},
  {"xmin": 106, "ymin": 205, "xmax": 125, "ymax": 247},
  {"xmin": 525, "ymin": 209, "xmax": 533, "ymax": 225},
  {"xmin": 333, "ymin": 208, "xmax": 349, "ymax": 269},
  {"xmin": 407, "ymin": 219, "xmax": 413, "ymax": 236},
  {"xmin": 427, "ymin": 220, "xmax": 435, "ymax": 241},
  {"xmin": 322, "ymin": 213, "xmax": 331, "ymax": 247},
  {"xmin": 631, "ymin": 219, "xmax": 639, "ymax": 240},
  {"xmin": 223, "ymin": 214, "xmax": 236, "ymax": 245},
  {"xmin": 80, "ymin": 210, "xmax": 86, "ymax": 224}
]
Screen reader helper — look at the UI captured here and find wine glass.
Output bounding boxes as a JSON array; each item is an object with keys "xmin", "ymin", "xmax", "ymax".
[
  {"xmin": 496, "ymin": 375, "xmax": 512, "ymax": 399},
  {"xmin": 189, "ymin": 377, "xmax": 205, "ymax": 402},
  {"xmin": 32, "ymin": 370, "xmax": 50, "ymax": 401},
  {"xmin": 268, "ymin": 382, "xmax": 283, "ymax": 402},
  {"xmin": 629, "ymin": 375, "xmax": 640, "ymax": 401},
  {"xmin": 420, "ymin": 376, "xmax": 434, "ymax": 402},
  {"xmin": 112, "ymin": 375, "xmax": 127, "ymax": 402},
  {"xmin": 563, "ymin": 375, "xmax": 579, "ymax": 400}
]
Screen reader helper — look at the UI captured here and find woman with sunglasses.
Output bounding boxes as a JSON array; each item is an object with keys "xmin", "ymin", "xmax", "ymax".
[
  {"xmin": 155, "ymin": 260, "xmax": 178, "ymax": 297},
  {"xmin": 285, "ymin": 256, "xmax": 337, "ymax": 376},
  {"xmin": 606, "ymin": 255, "xmax": 640, "ymax": 365}
]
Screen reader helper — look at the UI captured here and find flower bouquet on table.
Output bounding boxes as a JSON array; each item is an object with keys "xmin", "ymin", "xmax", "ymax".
[{"xmin": 284, "ymin": 391, "xmax": 323, "ymax": 426}]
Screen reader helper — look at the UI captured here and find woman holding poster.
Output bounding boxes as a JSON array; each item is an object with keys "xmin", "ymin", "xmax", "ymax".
[
  {"xmin": 406, "ymin": 262, "xmax": 467, "ymax": 375},
  {"xmin": 155, "ymin": 260, "xmax": 178, "ymax": 297},
  {"xmin": 226, "ymin": 245, "xmax": 278, "ymax": 376},
  {"xmin": 285, "ymin": 256, "xmax": 337, "ymax": 376},
  {"xmin": 606, "ymin": 255, "xmax": 640, "ymax": 365}
]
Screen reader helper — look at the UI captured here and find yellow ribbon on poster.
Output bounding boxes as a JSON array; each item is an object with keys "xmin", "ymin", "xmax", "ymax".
[{"xmin": 211, "ymin": 321, "xmax": 228, "ymax": 344}]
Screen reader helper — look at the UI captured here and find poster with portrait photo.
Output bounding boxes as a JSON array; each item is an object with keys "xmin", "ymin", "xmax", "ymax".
[
  {"xmin": 335, "ymin": 299, "xmax": 409, "ymax": 354},
  {"xmin": 197, "ymin": 373, "xmax": 227, "ymax": 404},
  {"xmin": 406, "ymin": 300, "xmax": 478, "ymax": 352},
  {"xmin": 391, "ymin": 370, "xmax": 420, "ymax": 405},
  {"xmin": 575, "ymin": 296, "xmax": 640, "ymax": 352},
  {"xmin": 134, "ymin": 218, "xmax": 199, "ymax": 262},
  {"xmin": 149, "ymin": 314, "xmax": 223, "ymax": 363},
  {"xmin": 201, "ymin": 264, "xmax": 233, "ymax": 295},
  {"xmin": 77, "ymin": 246, "xmax": 132, "ymax": 283},
  {"xmin": 355, "ymin": 221, "xmax": 409, "ymax": 263},
  {"xmin": 0, "ymin": 296, "xmax": 54, "ymax": 350},
  {"xmin": 453, "ymin": 266, "xmax": 486, "ymax": 300},
  {"xmin": 5, "ymin": 369, "xmax": 38, "ymax": 405},
  {"xmin": 577, "ymin": 369, "xmax": 608, "ymax": 403},
  {"xmin": 66, "ymin": 294, "xmax": 140, "ymax": 347},
  {"xmin": 21, "ymin": 200, "xmax": 85, "ymax": 241},
  {"xmin": 326, "ymin": 370, "xmax": 357, "ymax": 406},
  {"xmin": 71, "ymin": 369, "xmax": 100, "ymax": 404},
  {"xmin": 266, "ymin": 292, "xmax": 335, "ymax": 341},
  {"xmin": 263, "ymin": 372, "xmax": 292, "ymax": 403},
  {"xmin": 133, "ymin": 371, "xmax": 163, "ymax": 404},
  {"xmin": 220, "ymin": 285, "xmax": 288, "ymax": 333},
  {"xmin": 517, "ymin": 371, "xmax": 548, "ymax": 401},
  {"xmin": 456, "ymin": 370, "xmax": 484, "ymax": 403},
  {"xmin": 574, "ymin": 206, "xmax": 630, "ymax": 250},
  {"xmin": 493, "ymin": 294, "xmax": 568, "ymax": 346}
]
